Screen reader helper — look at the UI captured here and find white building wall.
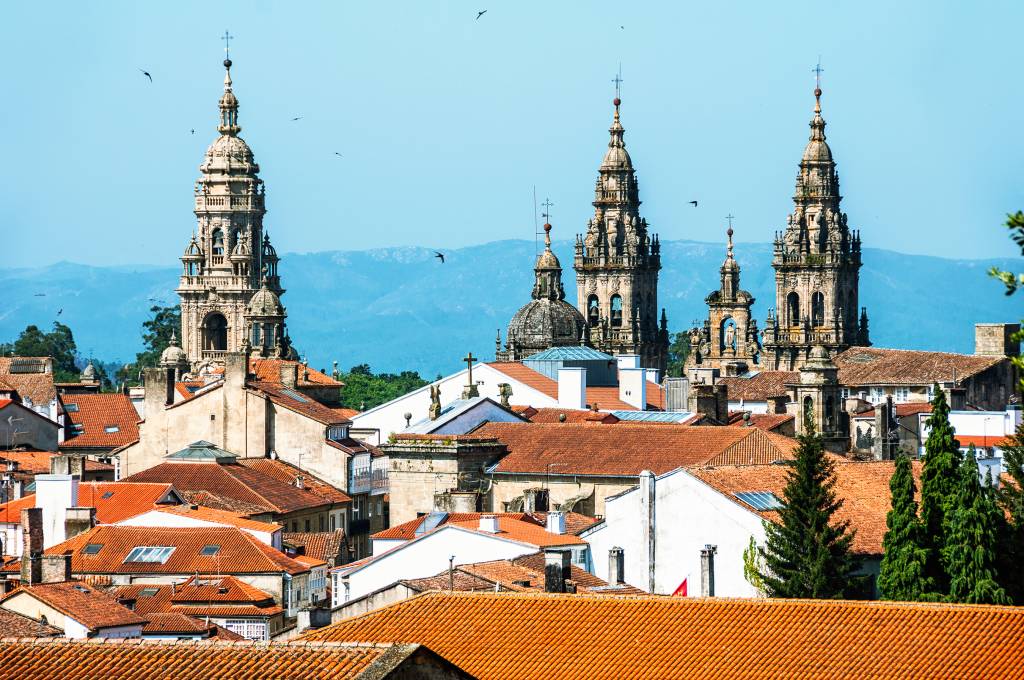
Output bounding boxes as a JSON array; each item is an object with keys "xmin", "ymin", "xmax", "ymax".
[
  {"xmin": 727, "ymin": 399, "xmax": 770, "ymax": 415},
  {"xmin": 115, "ymin": 510, "xmax": 280, "ymax": 548}
]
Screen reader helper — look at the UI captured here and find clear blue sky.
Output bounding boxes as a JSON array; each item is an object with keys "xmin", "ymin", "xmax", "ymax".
[{"xmin": 2, "ymin": 1, "xmax": 1021, "ymax": 266}]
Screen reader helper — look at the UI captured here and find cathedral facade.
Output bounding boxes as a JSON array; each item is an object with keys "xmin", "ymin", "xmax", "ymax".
[
  {"xmin": 574, "ymin": 96, "xmax": 669, "ymax": 373},
  {"xmin": 175, "ymin": 56, "xmax": 295, "ymax": 367},
  {"xmin": 761, "ymin": 84, "xmax": 869, "ymax": 370}
]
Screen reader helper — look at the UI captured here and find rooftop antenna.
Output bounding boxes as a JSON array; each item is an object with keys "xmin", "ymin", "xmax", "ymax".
[{"xmin": 533, "ymin": 186, "xmax": 539, "ymax": 255}]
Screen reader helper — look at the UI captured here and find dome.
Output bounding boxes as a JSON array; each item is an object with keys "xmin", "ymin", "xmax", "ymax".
[
  {"xmin": 183, "ymin": 237, "xmax": 203, "ymax": 260},
  {"xmin": 229, "ymin": 239, "xmax": 251, "ymax": 261},
  {"xmin": 81, "ymin": 361, "xmax": 96, "ymax": 378},
  {"xmin": 160, "ymin": 340, "xmax": 188, "ymax": 366},
  {"xmin": 248, "ymin": 286, "xmax": 284, "ymax": 317},
  {"xmin": 200, "ymin": 135, "xmax": 258, "ymax": 173},
  {"xmin": 506, "ymin": 298, "xmax": 586, "ymax": 355},
  {"xmin": 601, "ymin": 144, "xmax": 632, "ymax": 170},
  {"xmin": 536, "ymin": 248, "xmax": 560, "ymax": 270},
  {"xmin": 802, "ymin": 138, "xmax": 833, "ymax": 163}
]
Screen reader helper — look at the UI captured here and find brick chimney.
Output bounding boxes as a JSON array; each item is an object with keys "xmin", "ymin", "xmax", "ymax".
[
  {"xmin": 280, "ymin": 363, "xmax": 298, "ymax": 389},
  {"xmin": 544, "ymin": 549, "xmax": 572, "ymax": 593},
  {"xmin": 20, "ymin": 508, "xmax": 43, "ymax": 585}
]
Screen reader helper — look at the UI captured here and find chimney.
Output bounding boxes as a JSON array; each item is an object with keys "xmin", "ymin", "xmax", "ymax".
[
  {"xmin": 279, "ymin": 362, "xmax": 298, "ymax": 389},
  {"xmin": 557, "ymin": 368, "xmax": 586, "ymax": 410},
  {"xmin": 543, "ymin": 549, "xmax": 572, "ymax": 593},
  {"xmin": 49, "ymin": 454, "xmax": 84, "ymax": 477},
  {"xmin": 616, "ymin": 355, "xmax": 641, "ymax": 370},
  {"xmin": 700, "ymin": 544, "xmax": 718, "ymax": 597},
  {"xmin": 608, "ymin": 547, "xmax": 624, "ymax": 585},
  {"xmin": 35, "ymin": 474, "xmax": 78, "ymax": 548},
  {"xmin": 40, "ymin": 554, "xmax": 72, "ymax": 584},
  {"xmin": 546, "ymin": 510, "xmax": 566, "ymax": 535},
  {"xmin": 639, "ymin": 469, "xmax": 656, "ymax": 593},
  {"xmin": 663, "ymin": 377, "xmax": 689, "ymax": 413},
  {"xmin": 225, "ymin": 352, "xmax": 249, "ymax": 391},
  {"xmin": 294, "ymin": 475, "xmax": 305, "ymax": 490},
  {"xmin": 65, "ymin": 507, "xmax": 96, "ymax": 540},
  {"xmin": 478, "ymin": 515, "xmax": 500, "ymax": 533},
  {"xmin": 20, "ymin": 508, "xmax": 43, "ymax": 586},
  {"xmin": 618, "ymin": 367, "xmax": 648, "ymax": 411},
  {"xmin": 143, "ymin": 366, "xmax": 169, "ymax": 412}
]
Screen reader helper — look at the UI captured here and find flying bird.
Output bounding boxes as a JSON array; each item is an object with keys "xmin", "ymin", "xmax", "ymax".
[
  {"xmin": 34, "ymin": 293, "xmax": 45, "ymax": 297},
  {"xmin": 476, "ymin": 10, "xmax": 487, "ymax": 19},
  {"xmin": 434, "ymin": 251, "xmax": 445, "ymax": 263},
  {"xmin": 139, "ymin": 69, "xmax": 152, "ymax": 83},
  {"xmin": 334, "ymin": 152, "xmax": 343, "ymax": 157},
  {"xmin": 620, "ymin": 25, "xmax": 625, "ymax": 29},
  {"xmin": 57, "ymin": 308, "xmax": 63, "ymax": 316},
  {"xmin": 291, "ymin": 116, "xmax": 303, "ymax": 121},
  {"xmin": 689, "ymin": 200, "xmax": 698, "ymax": 207},
  {"xmin": 190, "ymin": 128, "xmax": 195, "ymax": 135}
]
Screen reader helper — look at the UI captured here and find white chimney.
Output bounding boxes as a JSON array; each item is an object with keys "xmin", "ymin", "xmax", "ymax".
[
  {"xmin": 557, "ymin": 368, "xmax": 586, "ymax": 410},
  {"xmin": 478, "ymin": 515, "xmax": 500, "ymax": 533},
  {"xmin": 619, "ymin": 367, "xmax": 647, "ymax": 411},
  {"xmin": 546, "ymin": 510, "xmax": 566, "ymax": 535},
  {"xmin": 35, "ymin": 474, "xmax": 78, "ymax": 548},
  {"xmin": 644, "ymin": 368, "xmax": 660, "ymax": 384},
  {"xmin": 616, "ymin": 355, "xmax": 641, "ymax": 370}
]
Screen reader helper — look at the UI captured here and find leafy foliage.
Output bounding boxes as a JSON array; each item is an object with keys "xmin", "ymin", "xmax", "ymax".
[
  {"xmin": 757, "ymin": 429, "xmax": 862, "ymax": 599},
  {"xmin": 1, "ymin": 322, "xmax": 80, "ymax": 381},
  {"xmin": 741, "ymin": 536, "xmax": 766, "ymax": 596},
  {"xmin": 878, "ymin": 454, "xmax": 934, "ymax": 600},
  {"xmin": 116, "ymin": 305, "xmax": 181, "ymax": 385},
  {"xmin": 918, "ymin": 387, "xmax": 962, "ymax": 593},
  {"xmin": 988, "ymin": 211, "xmax": 1024, "ymax": 390},
  {"xmin": 666, "ymin": 331, "xmax": 691, "ymax": 378},
  {"xmin": 338, "ymin": 364, "xmax": 429, "ymax": 411},
  {"xmin": 997, "ymin": 425, "xmax": 1024, "ymax": 602},
  {"xmin": 943, "ymin": 448, "xmax": 1010, "ymax": 605}
]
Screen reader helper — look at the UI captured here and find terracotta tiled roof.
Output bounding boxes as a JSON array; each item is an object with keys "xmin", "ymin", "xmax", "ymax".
[
  {"xmin": 454, "ymin": 553, "xmax": 645, "ymax": 595},
  {"xmin": 178, "ymin": 491, "xmax": 272, "ymax": 517},
  {"xmin": 519, "ymin": 407, "xmax": 621, "ymax": 424},
  {"xmin": 957, "ymin": 435, "xmax": 1012, "ymax": 448},
  {"xmin": 717, "ymin": 372, "xmax": 797, "ymax": 401},
  {"xmin": 250, "ymin": 359, "xmax": 344, "ymax": 388},
  {"xmin": 124, "ymin": 459, "xmax": 347, "ymax": 516},
  {"xmin": 0, "ymin": 582, "xmax": 146, "ymax": 632},
  {"xmin": 691, "ymin": 459, "xmax": 923, "ymax": 556},
  {"xmin": 0, "ymin": 608, "xmax": 61, "ymax": 637},
  {"xmin": 446, "ymin": 517, "xmax": 586, "ymax": 548},
  {"xmin": 401, "ymin": 570, "xmax": 509, "ymax": 593},
  {"xmin": 151, "ymin": 504, "xmax": 282, "ymax": 533},
  {"xmin": 60, "ymin": 393, "xmax": 140, "ymax": 449},
  {"xmin": 113, "ymin": 576, "xmax": 282, "ymax": 618},
  {"xmin": 372, "ymin": 513, "xmax": 540, "ymax": 541},
  {"xmin": 487, "ymin": 362, "xmax": 664, "ymax": 411},
  {"xmin": 0, "ymin": 357, "xmax": 56, "ymax": 408},
  {"xmin": 727, "ymin": 412, "xmax": 795, "ymax": 432},
  {"xmin": 46, "ymin": 526, "xmax": 311, "ymax": 576},
  {"xmin": 0, "ymin": 450, "xmax": 113, "ymax": 476},
  {"xmin": 306, "ymin": 591, "xmax": 1024, "ymax": 679},
  {"xmin": 332, "ymin": 407, "xmax": 360, "ymax": 419},
  {"xmin": 835, "ymin": 347, "xmax": 1005, "ymax": 386},
  {"xmin": 248, "ymin": 381, "xmax": 350, "ymax": 426},
  {"xmin": 283, "ymin": 530, "xmax": 346, "ymax": 564},
  {"xmin": 477, "ymin": 422, "xmax": 795, "ymax": 477},
  {"xmin": 0, "ymin": 482, "xmax": 177, "ymax": 525},
  {"xmin": 0, "ymin": 639, "xmax": 447, "ymax": 680},
  {"xmin": 524, "ymin": 511, "xmax": 600, "ymax": 535},
  {"xmin": 141, "ymin": 612, "xmax": 246, "ymax": 640}
]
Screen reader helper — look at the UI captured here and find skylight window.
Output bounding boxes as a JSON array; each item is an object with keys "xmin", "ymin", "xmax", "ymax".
[
  {"xmin": 82, "ymin": 543, "xmax": 103, "ymax": 555},
  {"xmin": 64, "ymin": 404, "xmax": 79, "ymax": 413},
  {"xmin": 138, "ymin": 587, "xmax": 159, "ymax": 597},
  {"xmin": 104, "ymin": 425, "xmax": 120, "ymax": 433},
  {"xmin": 71, "ymin": 424, "xmax": 85, "ymax": 433},
  {"xmin": 734, "ymin": 491, "xmax": 785, "ymax": 511},
  {"xmin": 200, "ymin": 544, "xmax": 220, "ymax": 556},
  {"xmin": 101, "ymin": 491, "xmax": 114, "ymax": 499},
  {"xmin": 280, "ymin": 387, "xmax": 308, "ymax": 403},
  {"xmin": 124, "ymin": 546, "xmax": 175, "ymax": 564}
]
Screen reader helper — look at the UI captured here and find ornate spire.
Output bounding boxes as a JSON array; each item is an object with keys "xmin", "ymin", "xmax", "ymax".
[
  {"xmin": 218, "ymin": 53, "xmax": 241, "ymax": 136},
  {"xmin": 719, "ymin": 219, "xmax": 740, "ymax": 300},
  {"xmin": 532, "ymin": 221, "xmax": 565, "ymax": 300}
]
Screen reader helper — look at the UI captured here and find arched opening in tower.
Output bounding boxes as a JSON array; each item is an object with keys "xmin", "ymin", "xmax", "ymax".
[
  {"xmin": 610, "ymin": 295, "xmax": 623, "ymax": 327},
  {"xmin": 587, "ymin": 295, "xmax": 600, "ymax": 327},
  {"xmin": 811, "ymin": 292, "xmax": 825, "ymax": 327},
  {"xmin": 786, "ymin": 292, "xmax": 800, "ymax": 326},
  {"xmin": 203, "ymin": 313, "xmax": 228, "ymax": 351}
]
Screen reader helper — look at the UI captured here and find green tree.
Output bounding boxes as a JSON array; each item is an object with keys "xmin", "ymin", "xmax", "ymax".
[
  {"xmin": 757, "ymin": 428, "xmax": 862, "ymax": 599},
  {"xmin": 116, "ymin": 304, "xmax": 181, "ymax": 386},
  {"xmin": 339, "ymin": 365, "xmax": 429, "ymax": 411},
  {"xmin": 666, "ymin": 331, "xmax": 691, "ymax": 377},
  {"xmin": 918, "ymin": 387, "xmax": 962, "ymax": 594},
  {"xmin": 943, "ymin": 447, "xmax": 1010, "ymax": 605},
  {"xmin": 997, "ymin": 425, "xmax": 1024, "ymax": 603},
  {"xmin": 988, "ymin": 211, "xmax": 1024, "ymax": 391},
  {"xmin": 878, "ymin": 454, "xmax": 934, "ymax": 600},
  {"xmin": 5, "ymin": 322, "xmax": 80, "ymax": 381}
]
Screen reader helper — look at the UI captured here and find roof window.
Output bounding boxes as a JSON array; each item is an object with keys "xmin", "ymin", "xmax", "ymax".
[
  {"xmin": 101, "ymin": 491, "xmax": 114, "ymax": 499},
  {"xmin": 200, "ymin": 544, "xmax": 220, "ymax": 556},
  {"xmin": 104, "ymin": 425, "xmax": 120, "ymax": 433},
  {"xmin": 733, "ymin": 491, "xmax": 784, "ymax": 511},
  {"xmin": 64, "ymin": 403, "xmax": 79, "ymax": 413},
  {"xmin": 82, "ymin": 543, "xmax": 103, "ymax": 555},
  {"xmin": 71, "ymin": 424, "xmax": 85, "ymax": 433},
  {"xmin": 124, "ymin": 546, "xmax": 175, "ymax": 563},
  {"xmin": 138, "ymin": 587, "xmax": 160, "ymax": 597}
]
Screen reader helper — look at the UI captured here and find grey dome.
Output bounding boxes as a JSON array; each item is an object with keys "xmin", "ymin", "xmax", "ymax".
[
  {"xmin": 506, "ymin": 299, "xmax": 586, "ymax": 356},
  {"xmin": 247, "ymin": 286, "xmax": 284, "ymax": 317}
]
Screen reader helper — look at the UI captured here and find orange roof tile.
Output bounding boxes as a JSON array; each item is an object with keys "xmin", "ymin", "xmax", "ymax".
[
  {"xmin": 113, "ymin": 576, "xmax": 282, "ymax": 618},
  {"xmin": 0, "ymin": 450, "xmax": 113, "ymax": 476},
  {"xmin": 237, "ymin": 458, "xmax": 351, "ymax": 505},
  {"xmin": 451, "ymin": 553, "xmax": 644, "ymax": 595},
  {"xmin": 717, "ymin": 372, "xmax": 797, "ymax": 401},
  {"xmin": 152, "ymin": 504, "xmax": 282, "ymax": 533},
  {"xmin": 0, "ymin": 582, "xmax": 146, "ymax": 632},
  {"xmin": 45, "ymin": 526, "xmax": 311, "ymax": 576},
  {"xmin": 727, "ymin": 412, "xmax": 795, "ymax": 432},
  {"xmin": 0, "ymin": 482, "xmax": 178, "ymax": 525},
  {"xmin": 691, "ymin": 459, "xmax": 923, "ymax": 556},
  {"xmin": 60, "ymin": 393, "xmax": 139, "ymax": 449},
  {"xmin": 487, "ymin": 362, "xmax": 664, "ymax": 411},
  {"xmin": 0, "ymin": 639, "xmax": 455, "ymax": 680},
  {"xmin": 477, "ymin": 422, "xmax": 796, "ymax": 477},
  {"xmin": 304, "ymin": 591, "xmax": 1024, "ymax": 679},
  {"xmin": 250, "ymin": 359, "xmax": 344, "ymax": 387},
  {"xmin": 446, "ymin": 516, "xmax": 585, "ymax": 548},
  {"xmin": 0, "ymin": 608, "xmax": 61, "ymax": 637},
  {"xmin": 854, "ymin": 402, "xmax": 934, "ymax": 418},
  {"xmin": 282, "ymin": 531, "xmax": 347, "ymax": 564},
  {"xmin": 519, "ymin": 407, "xmax": 621, "ymax": 424},
  {"xmin": 835, "ymin": 347, "xmax": 1005, "ymax": 386},
  {"xmin": 957, "ymin": 435, "xmax": 1012, "ymax": 448},
  {"xmin": 0, "ymin": 357, "xmax": 56, "ymax": 408},
  {"xmin": 249, "ymin": 381, "xmax": 351, "ymax": 426},
  {"xmin": 141, "ymin": 612, "xmax": 245, "ymax": 639}
]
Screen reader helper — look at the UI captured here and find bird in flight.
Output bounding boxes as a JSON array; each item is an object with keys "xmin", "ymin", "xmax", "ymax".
[
  {"xmin": 434, "ymin": 251, "xmax": 445, "ymax": 263},
  {"xmin": 190, "ymin": 128, "xmax": 195, "ymax": 135},
  {"xmin": 57, "ymin": 308, "xmax": 63, "ymax": 316},
  {"xmin": 291, "ymin": 116, "xmax": 302, "ymax": 121},
  {"xmin": 34, "ymin": 293, "xmax": 45, "ymax": 297},
  {"xmin": 139, "ymin": 69, "xmax": 152, "ymax": 83},
  {"xmin": 620, "ymin": 25, "xmax": 625, "ymax": 29},
  {"xmin": 476, "ymin": 10, "xmax": 487, "ymax": 19},
  {"xmin": 334, "ymin": 152, "xmax": 343, "ymax": 157},
  {"xmin": 689, "ymin": 200, "xmax": 698, "ymax": 207}
]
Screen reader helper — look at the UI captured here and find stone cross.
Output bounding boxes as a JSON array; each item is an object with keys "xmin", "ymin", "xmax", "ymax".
[
  {"xmin": 540, "ymin": 198, "xmax": 554, "ymax": 224},
  {"xmin": 461, "ymin": 352, "xmax": 480, "ymax": 399}
]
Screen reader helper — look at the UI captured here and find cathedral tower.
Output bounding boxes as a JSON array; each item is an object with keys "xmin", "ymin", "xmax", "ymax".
[
  {"xmin": 761, "ymin": 80, "xmax": 869, "ymax": 371},
  {"xmin": 176, "ymin": 54, "xmax": 295, "ymax": 366},
  {"xmin": 574, "ymin": 94, "xmax": 669, "ymax": 373},
  {"xmin": 685, "ymin": 224, "xmax": 761, "ymax": 376}
]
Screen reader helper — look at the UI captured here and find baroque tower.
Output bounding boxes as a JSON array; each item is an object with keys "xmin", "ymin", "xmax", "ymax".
[
  {"xmin": 761, "ymin": 81, "xmax": 869, "ymax": 371},
  {"xmin": 574, "ymin": 94, "xmax": 669, "ymax": 373},
  {"xmin": 685, "ymin": 224, "xmax": 761, "ymax": 377},
  {"xmin": 176, "ymin": 54, "xmax": 295, "ymax": 366}
]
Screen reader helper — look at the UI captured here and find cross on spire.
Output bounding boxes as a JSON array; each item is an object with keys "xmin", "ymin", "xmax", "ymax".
[
  {"xmin": 222, "ymin": 30, "xmax": 234, "ymax": 59},
  {"xmin": 612, "ymin": 69, "xmax": 623, "ymax": 100},
  {"xmin": 725, "ymin": 213, "xmax": 735, "ymax": 229},
  {"xmin": 540, "ymin": 197, "xmax": 554, "ymax": 224},
  {"xmin": 813, "ymin": 59, "xmax": 824, "ymax": 89}
]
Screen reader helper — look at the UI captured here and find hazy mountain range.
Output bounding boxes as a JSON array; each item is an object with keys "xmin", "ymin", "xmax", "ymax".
[{"xmin": 2, "ymin": 239, "xmax": 1021, "ymax": 377}]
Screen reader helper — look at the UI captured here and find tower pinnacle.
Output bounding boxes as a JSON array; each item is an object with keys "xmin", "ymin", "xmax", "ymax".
[{"xmin": 218, "ymin": 36, "xmax": 240, "ymax": 136}]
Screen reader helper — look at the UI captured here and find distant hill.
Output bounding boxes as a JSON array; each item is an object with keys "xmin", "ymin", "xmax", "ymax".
[{"xmin": 2, "ymin": 240, "xmax": 1021, "ymax": 377}]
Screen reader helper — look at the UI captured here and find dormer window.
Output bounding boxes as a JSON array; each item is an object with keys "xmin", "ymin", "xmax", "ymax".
[{"xmin": 124, "ymin": 546, "xmax": 175, "ymax": 564}]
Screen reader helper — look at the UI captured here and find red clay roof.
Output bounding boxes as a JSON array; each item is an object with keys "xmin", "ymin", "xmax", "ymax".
[
  {"xmin": 151, "ymin": 504, "xmax": 282, "ymax": 533},
  {"xmin": 835, "ymin": 347, "xmax": 1005, "ymax": 386},
  {"xmin": 855, "ymin": 402, "xmax": 935, "ymax": 418},
  {"xmin": 283, "ymin": 530, "xmax": 347, "ymax": 564},
  {"xmin": 249, "ymin": 381, "xmax": 351, "ymax": 426},
  {"xmin": 250, "ymin": 359, "xmax": 344, "ymax": 388},
  {"xmin": 957, "ymin": 435, "xmax": 1012, "ymax": 448},
  {"xmin": 450, "ymin": 553, "xmax": 644, "ymax": 595},
  {"xmin": 727, "ymin": 412, "xmax": 795, "ymax": 432},
  {"xmin": 60, "ymin": 393, "xmax": 139, "ymax": 449},
  {"xmin": 446, "ymin": 516, "xmax": 586, "ymax": 548},
  {"xmin": 518, "ymin": 407, "xmax": 621, "ymax": 424},
  {"xmin": 238, "ymin": 458, "xmax": 351, "ymax": 504},
  {"xmin": 477, "ymin": 422, "xmax": 796, "ymax": 477},
  {"xmin": 0, "ymin": 357, "xmax": 56, "ymax": 408},
  {"xmin": 717, "ymin": 372, "xmax": 797, "ymax": 401},
  {"xmin": 0, "ymin": 450, "xmax": 113, "ymax": 476},
  {"xmin": 305, "ymin": 591, "xmax": 1024, "ymax": 679},
  {"xmin": 375, "ymin": 512, "xmax": 598, "ymax": 542},
  {"xmin": 0, "ymin": 608, "xmax": 61, "ymax": 637},
  {"xmin": 46, "ymin": 526, "xmax": 311, "ymax": 576},
  {"xmin": 113, "ymin": 576, "xmax": 282, "ymax": 618},
  {"xmin": 691, "ymin": 459, "xmax": 924, "ymax": 556},
  {"xmin": 141, "ymin": 612, "xmax": 245, "ymax": 639},
  {"xmin": 0, "ymin": 482, "xmax": 177, "ymax": 525},
  {"xmin": 0, "ymin": 639, "xmax": 440, "ymax": 680},
  {"xmin": 1, "ymin": 582, "xmax": 146, "ymax": 632}
]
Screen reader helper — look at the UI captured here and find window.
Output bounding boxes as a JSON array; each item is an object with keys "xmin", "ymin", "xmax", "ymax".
[
  {"xmin": 330, "ymin": 514, "xmax": 336, "ymax": 531},
  {"xmin": 734, "ymin": 491, "xmax": 784, "ymax": 511},
  {"xmin": 138, "ymin": 587, "xmax": 159, "ymax": 597},
  {"xmin": 104, "ymin": 425, "xmax": 120, "ymax": 433},
  {"xmin": 123, "ymin": 546, "xmax": 175, "ymax": 563},
  {"xmin": 101, "ymin": 491, "xmax": 114, "ymax": 499},
  {"xmin": 224, "ymin": 619, "xmax": 267, "ymax": 642},
  {"xmin": 870, "ymin": 387, "xmax": 885, "ymax": 404},
  {"xmin": 610, "ymin": 294, "xmax": 623, "ymax": 327},
  {"xmin": 200, "ymin": 544, "xmax": 220, "ymax": 556},
  {"xmin": 328, "ymin": 425, "xmax": 348, "ymax": 442},
  {"xmin": 82, "ymin": 543, "xmax": 103, "ymax": 555},
  {"xmin": 72, "ymin": 424, "xmax": 85, "ymax": 434},
  {"xmin": 840, "ymin": 388, "xmax": 850, "ymax": 401},
  {"xmin": 64, "ymin": 403, "xmax": 79, "ymax": 413},
  {"xmin": 291, "ymin": 522, "xmax": 298, "ymax": 532},
  {"xmin": 304, "ymin": 519, "xmax": 311, "ymax": 532},
  {"xmin": 895, "ymin": 387, "xmax": 910, "ymax": 403},
  {"xmin": 319, "ymin": 515, "xmax": 325, "ymax": 531}
]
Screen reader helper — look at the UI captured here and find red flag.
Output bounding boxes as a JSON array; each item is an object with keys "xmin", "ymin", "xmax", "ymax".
[{"xmin": 672, "ymin": 577, "xmax": 688, "ymax": 597}]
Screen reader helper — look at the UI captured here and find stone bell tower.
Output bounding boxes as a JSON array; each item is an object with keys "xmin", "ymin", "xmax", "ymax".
[
  {"xmin": 761, "ymin": 77, "xmax": 869, "ymax": 371},
  {"xmin": 176, "ymin": 51, "xmax": 294, "ymax": 366},
  {"xmin": 574, "ymin": 91, "xmax": 669, "ymax": 373}
]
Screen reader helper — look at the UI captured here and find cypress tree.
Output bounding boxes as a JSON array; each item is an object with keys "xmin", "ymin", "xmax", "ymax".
[
  {"xmin": 918, "ymin": 387, "xmax": 961, "ymax": 593},
  {"xmin": 878, "ymin": 454, "xmax": 933, "ymax": 600},
  {"xmin": 757, "ymin": 429, "xmax": 861, "ymax": 599},
  {"xmin": 943, "ymin": 447, "xmax": 1010, "ymax": 605},
  {"xmin": 997, "ymin": 425, "xmax": 1024, "ymax": 603}
]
